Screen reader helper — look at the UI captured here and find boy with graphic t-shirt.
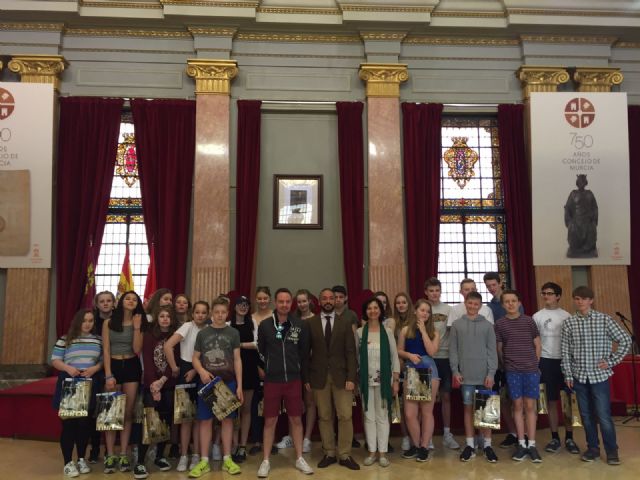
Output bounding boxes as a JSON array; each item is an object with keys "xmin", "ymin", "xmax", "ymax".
[
  {"xmin": 533, "ymin": 282, "xmax": 579, "ymax": 455},
  {"xmin": 495, "ymin": 290, "xmax": 542, "ymax": 464},
  {"xmin": 190, "ymin": 297, "xmax": 243, "ymax": 478}
]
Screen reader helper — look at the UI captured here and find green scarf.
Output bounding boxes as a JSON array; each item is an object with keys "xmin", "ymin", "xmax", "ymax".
[{"xmin": 359, "ymin": 323, "xmax": 392, "ymax": 411}]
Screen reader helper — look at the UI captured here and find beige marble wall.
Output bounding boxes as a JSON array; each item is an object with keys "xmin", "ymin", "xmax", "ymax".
[{"xmin": 367, "ymin": 97, "xmax": 406, "ymax": 296}]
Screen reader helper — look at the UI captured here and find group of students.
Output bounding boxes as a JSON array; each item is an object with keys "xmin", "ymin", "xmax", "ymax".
[{"xmin": 50, "ymin": 275, "xmax": 632, "ymax": 479}]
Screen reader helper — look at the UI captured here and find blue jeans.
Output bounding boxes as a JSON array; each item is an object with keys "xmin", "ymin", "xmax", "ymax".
[{"xmin": 573, "ymin": 379, "xmax": 618, "ymax": 453}]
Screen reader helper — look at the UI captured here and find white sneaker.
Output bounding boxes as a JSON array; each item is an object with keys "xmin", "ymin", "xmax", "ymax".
[
  {"xmin": 76, "ymin": 458, "xmax": 91, "ymax": 474},
  {"xmin": 302, "ymin": 438, "xmax": 312, "ymax": 453},
  {"xmin": 257, "ymin": 459, "xmax": 271, "ymax": 478},
  {"xmin": 276, "ymin": 435, "xmax": 294, "ymax": 449},
  {"xmin": 443, "ymin": 432, "xmax": 460, "ymax": 449},
  {"xmin": 64, "ymin": 462, "xmax": 80, "ymax": 478},
  {"xmin": 401, "ymin": 436, "xmax": 411, "ymax": 451},
  {"xmin": 177, "ymin": 456, "xmax": 189, "ymax": 472},
  {"xmin": 295, "ymin": 457, "xmax": 314, "ymax": 475},
  {"xmin": 189, "ymin": 454, "xmax": 200, "ymax": 470},
  {"xmin": 428, "ymin": 439, "xmax": 434, "ymax": 450},
  {"xmin": 211, "ymin": 443, "xmax": 222, "ymax": 461}
]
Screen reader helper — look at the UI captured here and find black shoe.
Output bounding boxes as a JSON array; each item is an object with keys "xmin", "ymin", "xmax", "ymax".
[
  {"xmin": 339, "ymin": 456, "xmax": 360, "ymax": 470},
  {"xmin": 512, "ymin": 445, "xmax": 528, "ymax": 462},
  {"xmin": 529, "ymin": 446, "xmax": 542, "ymax": 463},
  {"xmin": 270, "ymin": 446, "xmax": 278, "ymax": 455},
  {"xmin": 416, "ymin": 447, "xmax": 429, "ymax": 462},
  {"xmin": 581, "ymin": 448, "xmax": 599, "ymax": 462},
  {"xmin": 500, "ymin": 434, "xmax": 517, "ymax": 449},
  {"xmin": 232, "ymin": 446, "xmax": 247, "ymax": 464},
  {"xmin": 317, "ymin": 456, "xmax": 337, "ymax": 468},
  {"xmin": 402, "ymin": 446, "xmax": 418, "ymax": 459},
  {"xmin": 460, "ymin": 446, "xmax": 476, "ymax": 462},
  {"xmin": 168, "ymin": 444, "xmax": 180, "ymax": 459},
  {"xmin": 565, "ymin": 438, "xmax": 580, "ymax": 454},
  {"xmin": 351, "ymin": 439, "xmax": 361, "ymax": 448},
  {"xmin": 484, "ymin": 446, "xmax": 498, "ymax": 463},
  {"xmin": 133, "ymin": 464, "xmax": 149, "ymax": 479},
  {"xmin": 154, "ymin": 457, "xmax": 171, "ymax": 471},
  {"xmin": 606, "ymin": 451, "xmax": 620, "ymax": 465},
  {"xmin": 387, "ymin": 443, "xmax": 394, "ymax": 453},
  {"xmin": 248, "ymin": 445, "xmax": 262, "ymax": 455}
]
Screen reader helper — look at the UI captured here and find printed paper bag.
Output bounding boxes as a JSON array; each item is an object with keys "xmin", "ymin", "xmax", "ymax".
[
  {"xmin": 96, "ymin": 392, "xmax": 126, "ymax": 431},
  {"xmin": 197, "ymin": 377, "xmax": 241, "ymax": 421},
  {"xmin": 174, "ymin": 383, "xmax": 196, "ymax": 424},
  {"xmin": 390, "ymin": 396, "xmax": 402, "ymax": 424},
  {"xmin": 133, "ymin": 393, "xmax": 144, "ymax": 424},
  {"xmin": 561, "ymin": 390, "xmax": 583, "ymax": 428},
  {"xmin": 404, "ymin": 367, "xmax": 432, "ymax": 402},
  {"xmin": 142, "ymin": 407, "xmax": 170, "ymax": 444},
  {"xmin": 537, "ymin": 384, "xmax": 548, "ymax": 414},
  {"xmin": 473, "ymin": 389, "xmax": 501, "ymax": 430},
  {"xmin": 59, "ymin": 377, "xmax": 92, "ymax": 419}
]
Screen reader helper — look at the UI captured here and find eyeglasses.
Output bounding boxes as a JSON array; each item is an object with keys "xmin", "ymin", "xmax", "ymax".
[{"xmin": 540, "ymin": 291, "xmax": 557, "ymax": 296}]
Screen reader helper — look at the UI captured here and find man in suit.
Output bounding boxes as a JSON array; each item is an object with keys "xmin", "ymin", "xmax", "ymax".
[{"xmin": 304, "ymin": 288, "xmax": 360, "ymax": 470}]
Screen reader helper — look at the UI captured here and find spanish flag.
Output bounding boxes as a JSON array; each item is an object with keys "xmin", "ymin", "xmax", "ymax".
[{"xmin": 117, "ymin": 245, "xmax": 134, "ymax": 298}]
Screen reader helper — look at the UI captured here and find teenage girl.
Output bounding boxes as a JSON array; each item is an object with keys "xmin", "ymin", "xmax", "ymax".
[
  {"xmin": 164, "ymin": 301, "xmax": 210, "ymax": 472},
  {"xmin": 174, "ymin": 294, "xmax": 192, "ymax": 326},
  {"xmin": 102, "ymin": 290, "xmax": 146, "ymax": 474},
  {"xmin": 52, "ymin": 309, "xmax": 103, "ymax": 478},
  {"xmin": 145, "ymin": 289, "xmax": 173, "ymax": 322}
]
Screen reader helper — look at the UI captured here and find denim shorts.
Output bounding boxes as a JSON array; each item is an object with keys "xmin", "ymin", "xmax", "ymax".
[{"xmin": 461, "ymin": 384, "xmax": 485, "ymax": 406}]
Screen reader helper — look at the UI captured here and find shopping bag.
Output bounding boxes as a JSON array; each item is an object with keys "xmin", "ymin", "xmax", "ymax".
[
  {"xmin": 174, "ymin": 383, "xmax": 197, "ymax": 424},
  {"xmin": 96, "ymin": 392, "xmax": 126, "ymax": 431},
  {"xmin": 390, "ymin": 396, "xmax": 402, "ymax": 424},
  {"xmin": 560, "ymin": 389, "xmax": 583, "ymax": 427},
  {"xmin": 197, "ymin": 377, "xmax": 241, "ymax": 421},
  {"xmin": 142, "ymin": 407, "xmax": 170, "ymax": 444},
  {"xmin": 404, "ymin": 366, "xmax": 432, "ymax": 401},
  {"xmin": 59, "ymin": 377, "xmax": 92, "ymax": 419},
  {"xmin": 537, "ymin": 384, "xmax": 548, "ymax": 414},
  {"xmin": 473, "ymin": 389, "xmax": 501, "ymax": 430},
  {"xmin": 133, "ymin": 393, "xmax": 144, "ymax": 424}
]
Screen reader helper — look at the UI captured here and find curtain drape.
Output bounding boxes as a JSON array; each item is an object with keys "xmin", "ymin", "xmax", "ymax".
[
  {"xmin": 627, "ymin": 106, "xmax": 640, "ymax": 338},
  {"xmin": 56, "ymin": 97, "xmax": 123, "ymax": 335},
  {"xmin": 336, "ymin": 102, "xmax": 366, "ymax": 297},
  {"xmin": 131, "ymin": 99, "xmax": 196, "ymax": 295},
  {"xmin": 234, "ymin": 100, "xmax": 262, "ymax": 296},
  {"xmin": 497, "ymin": 104, "xmax": 536, "ymax": 313},
  {"xmin": 401, "ymin": 102, "xmax": 443, "ymax": 302}
]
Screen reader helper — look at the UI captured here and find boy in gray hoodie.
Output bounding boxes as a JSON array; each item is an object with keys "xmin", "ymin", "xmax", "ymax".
[{"xmin": 450, "ymin": 291, "xmax": 499, "ymax": 463}]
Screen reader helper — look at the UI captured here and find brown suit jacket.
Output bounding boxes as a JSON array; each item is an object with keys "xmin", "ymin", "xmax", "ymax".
[{"xmin": 305, "ymin": 312, "xmax": 358, "ymax": 389}]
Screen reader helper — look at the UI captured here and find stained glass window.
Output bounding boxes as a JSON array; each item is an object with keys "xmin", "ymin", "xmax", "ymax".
[
  {"xmin": 437, "ymin": 117, "xmax": 510, "ymax": 304},
  {"xmin": 95, "ymin": 118, "xmax": 149, "ymax": 297}
]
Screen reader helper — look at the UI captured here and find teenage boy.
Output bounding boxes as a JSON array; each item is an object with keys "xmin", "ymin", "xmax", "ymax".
[
  {"xmin": 332, "ymin": 285, "xmax": 359, "ymax": 332},
  {"xmin": 483, "ymin": 273, "xmax": 521, "ymax": 448},
  {"xmin": 424, "ymin": 277, "xmax": 459, "ymax": 450},
  {"xmin": 450, "ymin": 291, "xmax": 499, "ymax": 463},
  {"xmin": 561, "ymin": 286, "xmax": 631, "ymax": 465},
  {"xmin": 533, "ymin": 282, "xmax": 579, "ymax": 454},
  {"xmin": 190, "ymin": 297, "xmax": 244, "ymax": 478},
  {"xmin": 495, "ymin": 290, "xmax": 542, "ymax": 463},
  {"xmin": 257, "ymin": 288, "xmax": 312, "ymax": 478}
]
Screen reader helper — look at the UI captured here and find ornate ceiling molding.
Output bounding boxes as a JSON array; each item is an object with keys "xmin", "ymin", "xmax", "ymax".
[
  {"xmin": 188, "ymin": 26, "xmax": 237, "ymax": 37},
  {"xmin": 508, "ymin": 8, "xmax": 640, "ymax": 18},
  {"xmin": 360, "ymin": 31, "xmax": 407, "ymax": 41},
  {"xmin": 256, "ymin": 7, "xmax": 341, "ymax": 15},
  {"xmin": 80, "ymin": 0, "xmax": 163, "ymax": 9},
  {"xmin": 431, "ymin": 10, "xmax": 506, "ymax": 18},
  {"xmin": 0, "ymin": 22, "xmax": 65, "ymax": 31},
  {"xmin": 341, "ymin": 5, "xmax": 433, "ymax": 13},
  {"xmin": 521, "ymin": 35, "xmax": 617, "ymax": 45},
  {"xmin": 160, "ymin": 0, "xmax": 258, "ymax": 6},
  {"xmin": 404, "ymin": 35, "xmax": 518, "ymax": 46},
  {"xmin": 66, "ymin": 27, "xmax": 190, "ymax": 38},
  {"xmin": 235, "ymin": 32, "xmax": 360, "ymax": 43}
]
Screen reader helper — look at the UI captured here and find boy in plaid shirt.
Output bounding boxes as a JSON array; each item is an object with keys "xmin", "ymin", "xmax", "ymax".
[{"xmin": 561, "ymin": 286, "xmax": 631, "ymax": 465}]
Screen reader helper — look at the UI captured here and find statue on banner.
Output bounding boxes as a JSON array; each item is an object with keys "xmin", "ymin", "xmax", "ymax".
[{"xmin": 564, "ymin": 174, "xmax": 598, "ymax": 258}]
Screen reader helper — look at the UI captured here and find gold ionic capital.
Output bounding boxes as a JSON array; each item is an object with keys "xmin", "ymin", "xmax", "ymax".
[
  {"xmin": 8, "ymin": 55, "xmax": 67, "ymax": 91},
  {"xmin": 574, "ymin": 67, "xmax": 623, "ymax": 92},
  {"xmin": 359, "ymin": 63, "xmax": 408, "ymax": 98},
  {"xmin": 516, "ymin": 65, "xmax": 570, "ymax": 101},
  {"xmin": 186, "ymin": 59, "xmax": 238, "ymax": 95}
]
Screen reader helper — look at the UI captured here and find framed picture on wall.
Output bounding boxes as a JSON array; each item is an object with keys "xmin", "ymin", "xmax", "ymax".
[{"xmin": 273, "ymin": 174, "xmax": 323, "ymax": 229}]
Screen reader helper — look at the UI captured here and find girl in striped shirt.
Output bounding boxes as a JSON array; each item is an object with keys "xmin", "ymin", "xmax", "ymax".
[{"xmin": 51, "ymin": 308, "xmax": 103, "ymax": 478}]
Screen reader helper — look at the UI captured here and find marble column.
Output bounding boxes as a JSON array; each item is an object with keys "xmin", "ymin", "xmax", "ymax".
[
  {"xmin": 516, "ymin": 66, "xmax": 572, "ymax": 305},
  {"xmin": 186, "ymin": 59, "xmax": 238, "ymax": 302},
  {"xmin": 359, "ymin": 63, "xmax": 408, "ymax": 296},
  {"xmin": 573, "ymin": 67, "xmax": 631, "ymax": 322},
  {"xmin": 1, "ymin": 55, "xmax": 66, "ymax": 365}
]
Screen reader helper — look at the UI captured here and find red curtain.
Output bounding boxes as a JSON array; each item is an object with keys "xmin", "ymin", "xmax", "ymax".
[
  {"xmin": 401, "ymin": 103, "xmax": 443, "ymax": 302},
  {"xmin": 497, "ymin": 104, "xmax": 536, "ymax": 314},
  {"xmin": 234, "ymin": 100, "xmax": 262, "ymax": 295},
  {"xmin": 56, "ymin": 97, "xmax": 123, "ymax": 336},
  {"xmin": 336, "ymin": 102, "xmax": 365, "ymax": 297},
  {"xmin": 131, "ymin": 99, "xmax": 196, "ymax": 295},
  {"xmin": 627, "ymin": 106, "xmax": 640, "ymax": 338}
]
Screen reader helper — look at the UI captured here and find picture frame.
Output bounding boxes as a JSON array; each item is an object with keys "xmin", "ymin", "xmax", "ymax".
[{"xmin": 273, "ymin": 174, "xmax": 323, "ymax": 229}]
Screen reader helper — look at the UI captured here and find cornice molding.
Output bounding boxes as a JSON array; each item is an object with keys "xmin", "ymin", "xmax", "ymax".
[
  {"xmin": 0, "ymin": 22, "xmax": 65, "ymax": 32},
  {"xmin": 404, "ymin": 35, "xmax": 518, "ymax": 46},
  {"xmin": 360, "ymin": 31, "xmax": 408, "ymax": 41},
  {"xmin": 8, "ymin": 55, "xmax": 67, "ymax": 92},
  {"xmin": 574, "ymin": 67, "xmax": 623, "ymax": 92},
  {"xmin": 508, "ymin": 8, "xmax": 640, "ymax": 18},
  {"xmin": 615, "ymin": 41, "xmax": 640, "ymax": 49},
  {"xmin": 80, "ymin": 0, "xmax": 163, "ymax": 9},
  {"xmin": 516, "ymin": 65, "xmax": 570, "ymax": 101},
  {"xmin": 257, "ymin": 7, "xmax": 341, "ymax": 15},
  {"xmin": 341, "ymin": 5, "xmax": 433, "ymax": 13},
  {"xmin": 160, "ymin": 0, "xmax": 258, "ymax": 6},
  {"xmin": 521, "ymin": 35, "xmax": 617, "ymax": 45},
  {"xmin": 236, "ymin": 32, "xmax": 360, "ymax": 43},
  {"xmin": 188, "ymin": 26, "xmax": 237, "ymax": 37},
  {"xmin": 359, "ymin": 63, "xmax": 408, "ymax": 98},
  {"xmin": 66, "ymin": 27, "xmax": 190, "ymax": 38},
  {"xmin": 431, "ymin": 10, "xmax": 506, "ymax": 18},
  {"xmin": 186, "ymin": 59, "xmax": 238, "ymax": 95}
]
